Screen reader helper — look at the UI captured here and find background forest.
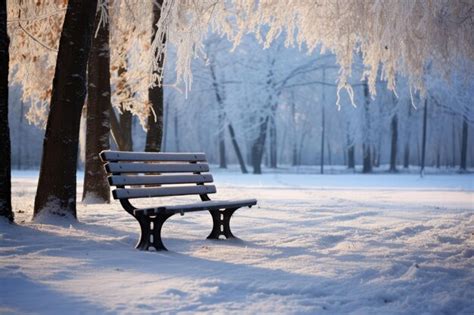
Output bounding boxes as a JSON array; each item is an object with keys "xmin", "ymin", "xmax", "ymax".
[{"xmin": 9, "ymin": 32, "xmax": 473, "ymax": 174}]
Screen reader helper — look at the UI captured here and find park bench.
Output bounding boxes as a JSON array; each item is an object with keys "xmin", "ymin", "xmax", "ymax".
[{"xmin": 100, "ymin": 150, "xmax": 257, "ymax": 251}]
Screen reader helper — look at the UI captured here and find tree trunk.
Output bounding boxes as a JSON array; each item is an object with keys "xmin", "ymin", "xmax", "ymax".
[
  {"xmin": 145, "ymin": 1, "xmax": 164, "ymax": 152},
  {"xmin": 346, "ymin": 125, "xmax": 355, "ymax": 169},
  {"xmin": 209, "ymin": 63, "xmax": 227, "ymax": 168},
  {"xmin": 436, "ymin": 140, "xmax": 441, "ymax": 169},
  {"xmin": 162, "ymin": 101, "xmax": 169, "ymax": 151},
  {"xmin": 389, "ymin": 114, "xmax": 398, "ymax": 172},
  {"xmin": 119, "ymin": 110, "xmax": 133, "ymax": 151},
  {"xmin": 269, "ymin": 116, "xmax": 277, "ymax": 168},
  {"xmin": 451, "ymin": 119, "xmax": 456, "ymax": 167},
  {"xmin": 320, "ymin": 103, "xmax": 325, "ymax": 174},
  {"xmin": 218, "ymin": 124, "xmax": 227, "ymax": 168},
  {"xmin": 460, "ymin": 116, "xmax": 468, "ymax": 171},
  {"xmin": 420, "ymin": 98, "xmax": 428, "ymax": 176},
  {"xmin": 0, "ymin": 0, "xmax": 13, "ymax": 222},
  {"xmin": 362, "ymin": 80, "xmax": 372, "ymax": 173},
  {"xmin": 33, "ymin": 0, "xmax": 97, "ymax": 219},
  {"xmin": 17, "ymin": 101, "xmax": 24, "ymax": 170},
  {"xmin": 347, "ymin": 144, "xmax": 355, "ymax": 169},
  {"xmin": 228, "ymin": 123, "xmax": 248, "ymax": 173},
  {"xmin": 362, "ymin": 144, "xmax": 372, "ymax": 173},
  {"xmin": 82, "ymin": 5, "xmax": 111, "ymax": 204},
  {"xmin": 291, "ymin": 102, "xmax": 298, "ymax": 166},
  {"xmin": 174, "ymin": 108, "xmax": 180, "ymax": 151},
  {"xmin": 327, "ymin": 140, "xmax": 332, "ymax": 166},
  {"xmin": 320, "ymin": 67, "xmax": 326, "ymax": 174},
  {"xmin": 403, "ymin": 142, "xmax": 410, "ymax": 169},
  {"xmin": 373, "ymin": 143, "xmax": 381, "ymax": 167},
  {"xmin": 403, "ymin": 102, "xmax": 412, "ymax": 168},
  {"xmin": 252, "ymin": 116, "xmax": 269, "ymax": 174}
]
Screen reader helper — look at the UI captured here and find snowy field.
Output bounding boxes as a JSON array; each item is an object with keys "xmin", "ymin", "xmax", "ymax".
[{"xmin": 1, "ymin": 170, "xmax": 473, "ymax": 314}]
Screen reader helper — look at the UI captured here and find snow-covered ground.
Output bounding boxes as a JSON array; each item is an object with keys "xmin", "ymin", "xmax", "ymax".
[{"xmin": 1, "ymin": 170, "xmax": 473, "ymax": 314}]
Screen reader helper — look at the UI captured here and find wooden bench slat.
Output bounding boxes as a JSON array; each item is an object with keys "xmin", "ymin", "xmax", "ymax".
[
  {"xmin": 101, "ymin": 150, "xmax": 207, "ymax": 162},
  {"xmin": 112, "ymin": 185, "xmax": 217, "ymax": 199},
  {"xmin": 134, "ymin": 199, "xmax": 257, "ymax": 215},
  {"xmin": 109, "ymin": 174, "xmax": 214, "ymax": 186},
  {"xmin": 105, "ymin": 162, "xmax": 209, "ymax": 174}
]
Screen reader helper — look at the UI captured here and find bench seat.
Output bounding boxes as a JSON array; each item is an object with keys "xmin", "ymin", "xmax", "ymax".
[{"xmin": 134, "ymin": 199, "xmax": 257, "ymax": 216}]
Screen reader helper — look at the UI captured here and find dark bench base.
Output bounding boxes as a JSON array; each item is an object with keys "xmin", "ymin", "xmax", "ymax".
[{"xmin": 133, "ymin": 202, "xmax": 254, "ymax": 251}]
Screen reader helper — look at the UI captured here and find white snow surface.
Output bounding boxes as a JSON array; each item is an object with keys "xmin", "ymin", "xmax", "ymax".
[{"xmin": 1, "ymin": 170, "xmax": 473, "ymax": 314}]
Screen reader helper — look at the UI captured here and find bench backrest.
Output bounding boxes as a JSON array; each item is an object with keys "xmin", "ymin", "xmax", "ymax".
[{"xmin": 100, "ymin": 151, "xmax": 216, "ymax": 201}]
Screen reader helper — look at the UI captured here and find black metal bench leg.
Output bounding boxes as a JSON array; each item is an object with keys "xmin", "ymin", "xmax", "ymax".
[
  {"xmin": 135, "ymin": 213, "xmax": 175, "ymax": 251},
  {"xmin": 207, "ymin": 208, "xmax": 238, "ymax": 239}
]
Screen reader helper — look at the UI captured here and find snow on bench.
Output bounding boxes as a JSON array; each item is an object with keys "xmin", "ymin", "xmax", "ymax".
[{"xmin": 100, "ymin": 150, "xmax": 257, "ymax": 251}]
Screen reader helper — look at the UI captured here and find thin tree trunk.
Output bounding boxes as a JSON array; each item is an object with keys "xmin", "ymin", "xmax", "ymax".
[
  {"xmin": 362, "ymin": 144, "xmax": 372, "ymax": 173},
  {"xmin": 119, "ymin": 110, "xmax": 133, "ymax": 151},
  {"xmin": 327, "ymin": 140, "xmax": 332, "ymax": 166},
  {"xmin": 34, "ymin": 0, "xmax": 97, "ymax": 219},
  {"xmin": 82, "ymin": 5, "xmax": 111, "ymax": 203},
  {"xmin": 347, "ymin": 144, "xmax": 355, "ymax": 169},
  {"xmin": 320, "ymin": 103, "xmax": 325, "ymax": 174},
  {"xmin": 252, "ymin": 116, "xmax": 269, "ymax": 174},
  {"xmin": 298, "ymin": 131, "xmax": 307, "ymax": 166},
  {"xmin": 389, "ymin": 114, "xmax": 398, "ymax": 172},
  {"xmin": 460, "ymin": 116, "xmax": 468, "ymax": 171},
  {"xmin": 228, "ymin": 123, "xmax": 248, "ymax": 173},
  {"xmin": 218, "ymin": 124, "xmax": 227, "ymax": 168},
  {"xmin": 174, "ymin": 108, "xmax": 179, "ymax": 151},
  {"xmin": 347, "ymin": 127, "xmax": 355, "ymax": 169},
  {"xmin": 291, "ymin": 102, "xmax": 298, "ymax": 166},
  {"xmin": 420, "ymin": 98, "xmax": 428, "ymax": 176},
  {"xmin": 451, "ymin": 118, "xmax": 456, "ymax": 167},
  {"xmin": 403, "ymin": 102, "xmax": 412, "ymax": 168},
  {"xmin": 320, "ymin": 67, "xmax": 326, "ymax": 174},
  {"xmin": 17, "ymin": 101, "xmax": 24, "ymax": 169},
  {"xmin": 162, "ymin": 101, "xmax": 169, "ymax": 151},
  {"xmin": 208, "ymin": 63, "xmax": 227, "ymax": 168},
  {"xmin": 373, "ymin": 143, "xmax": 381, "ymax": 167},
  {"xmin": 145, "ymin": 0, "xmax": 164, "ymax": 152},
  {"xmin": 403, "ymin": 142, "xmax": 410, "ymax": 169},
  {"xmin": 436, "ymin": 140, "xmax": 441, "ymax": 169},
  {"xmin": 0, "ymin": 0, "xmax": 13, "ymax": 222},
  {"xmin": 269, "ymin": 116, "xmax": 277, "ymax": 168},
  {"xmin": 362, "ymin": 80, "xmax": 372, "ymax": 173}
]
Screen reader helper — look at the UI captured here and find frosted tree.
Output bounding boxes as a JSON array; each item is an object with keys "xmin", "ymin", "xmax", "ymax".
[
  {"xmin": 152, "ymin": 0, "xmax": 473, "ymax": 101},
  {"xmin": 427, "ymin": 65, "xmax": 474, "ymax": 170},
  {"xmin": 7, "ymin": 0, "xmax": 65, "ymax": 127}
]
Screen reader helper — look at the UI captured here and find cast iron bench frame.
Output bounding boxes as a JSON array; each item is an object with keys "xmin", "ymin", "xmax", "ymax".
[{"xmin": 100, "ymin": 150, "xmax": 257, "ymax": 251}]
